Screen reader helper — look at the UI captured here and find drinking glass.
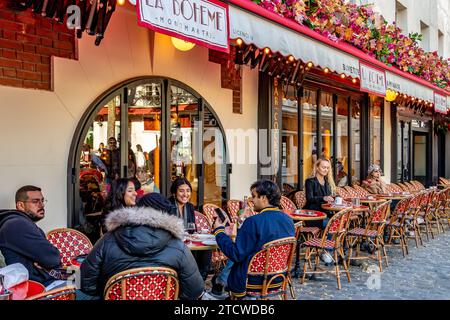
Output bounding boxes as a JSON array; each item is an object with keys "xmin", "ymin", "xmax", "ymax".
[{"xmin": 186, "ymin": 222, "xmax": 196, "ymax": 235}]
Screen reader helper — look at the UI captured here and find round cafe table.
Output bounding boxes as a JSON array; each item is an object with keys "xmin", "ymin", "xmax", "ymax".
[
  {"xmin": 321, "ymin": 203, "xmax": 369, "ymax": 213},
  {"xmin": 284, "ymin": 209, "xmax": 327, "ymax": 278},
  {"xmin": 185, "ymin": 234, "xmax": 218, "ymax": 251},
  {"xmin": 376, "ymin": 193, "xmax": 410, "ymax": 201},
  {"xmin": 9, "ymin": 280, "xmax": 45, "ymax": 300}
]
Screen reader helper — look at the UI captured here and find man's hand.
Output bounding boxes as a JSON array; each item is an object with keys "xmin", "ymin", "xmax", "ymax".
[{"xmin": 213, "ymin": 215, "xmax": 231, "ymax": 230}]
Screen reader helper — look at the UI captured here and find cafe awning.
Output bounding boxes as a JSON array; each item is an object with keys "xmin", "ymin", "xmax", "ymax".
[{"xmin": 228, "ymin": 0, "xmax": 448, "ymax": 107}]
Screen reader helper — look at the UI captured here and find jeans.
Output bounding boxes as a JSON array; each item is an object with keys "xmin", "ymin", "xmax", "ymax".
[
  {"xmin": 217, "ymin": 260, "xmax": 234, "ymax": 286},
  {"xmin": 76, "ymin": 289, "xmax": 101, "ymax": 300}
]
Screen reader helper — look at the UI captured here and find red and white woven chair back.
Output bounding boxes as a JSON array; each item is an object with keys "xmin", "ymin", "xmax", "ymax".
[
  {"xmin": 194, "ymin": 211, "xmax": 211, "ymax": 232},
  {"xmin": 227, "ymin": 200, "xmax": 242, "ymax": 219},
  {"xmin": 325, "ymin": 208, "xmax": 352, "ymax": 236},
  {"xmin": 336, "ymin": 187, "xmax": 350, "ymax": 198},
  {"xmin": 353, "ymin": 185, "xmax": 369, "ymax": 197},
  {"xmin": 202, "ymin": 203, "xmax": 220, "ymax": 224},
  {"xmin": 344, "ymin": 186, "xmax": 359, "ymax": 198},
  {"xmin": 47, "ymin": 228, "xmax": 93, "ymax": 268},
  {"xmin": 280, "ymin": 196, "xmax": 297, "ymax": 212},
  {"xmin": 391, "ymin": 184, "xmax": 404, "ymax": 193},
  {"xmin": 27, "ymin": 285, "xmax": 76, "ymax": 300},
  {"xmin": 371, "ymin": 201, "xmax": 390, "ymax": 223},
  {"xmin": 409, "ymin": 193, "xmax": 423, "ymax": 209},
  {"xmin": 385, "ymin": 184, "xmax": 395, "ymax": 193},
  {"xmin": 393, "ymin": 197, "xmax": 410, "ymax": 216},
  {"xmin": 248, "ymin": 237, "xmax": 296, "ymax": 275},
  {"xmin": 104, "ymin": 267, "xmax": 179, "ymax": 300},
  {"xmin": 294, "ymin": 191, "xmax": 307, "ymax": 209}
]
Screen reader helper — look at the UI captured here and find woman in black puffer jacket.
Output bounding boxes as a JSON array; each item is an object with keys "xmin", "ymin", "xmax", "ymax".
[{"xmin": 80, "ymin": 206, "xmax": 204, "ymax": 300}]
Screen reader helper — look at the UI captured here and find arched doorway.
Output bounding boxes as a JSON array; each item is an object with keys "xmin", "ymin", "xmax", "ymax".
[{"xmin": 68, "ymin": 77, "xmax": 229, "ymax": 241}]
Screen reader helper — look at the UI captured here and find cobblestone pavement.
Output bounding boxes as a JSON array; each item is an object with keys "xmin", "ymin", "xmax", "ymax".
[{"xmin": 291, "ymin": 230, "xmax": 450, "ymax": 300}]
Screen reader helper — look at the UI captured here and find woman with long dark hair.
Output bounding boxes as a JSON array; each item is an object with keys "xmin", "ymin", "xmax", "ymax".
[
  {"xmin": 169, "ymin": 177, "xmax": 212, "ymax": 280},
  {"xmin": 101, "ymin": 178, "xmax": 137, "ymax": 234}
]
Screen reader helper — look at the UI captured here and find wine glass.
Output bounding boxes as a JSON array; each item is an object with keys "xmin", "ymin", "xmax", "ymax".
[{"xmin": 186, "ymin": 222, "xmax": 196, "ymax": 235}]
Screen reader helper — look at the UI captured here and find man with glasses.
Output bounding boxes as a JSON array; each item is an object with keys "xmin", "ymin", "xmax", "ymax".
[
  {"xmin": 0, "ymin": 185, "xmax": 62, "ymax": 286},
  {"xmin": 102, "ymin": 137, "xmax": 121, "ymax": 182}
]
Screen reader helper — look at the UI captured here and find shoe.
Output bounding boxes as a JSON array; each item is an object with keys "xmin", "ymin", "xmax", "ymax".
[
  {"xmin": 416, "ymin": 217, "xmax": 425, "ymax": 224},
  {"xmin": 320, "ymin": 252, "xmax": 334, "ymax": 264},
  {"xmin": 408, "ymin": 231, "xmax": 415, "ymax": 237},
  {"xmin": 201, "ymin": 291, "xmax": 220, "ymax": 300},
  {"xmin": 211, "ymin": 275, "xmax": 225, "ymax": 296}
]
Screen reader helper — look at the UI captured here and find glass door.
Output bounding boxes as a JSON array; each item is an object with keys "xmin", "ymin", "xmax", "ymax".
[
  {"xmin": 169, "ymin": 85, "xmax": 201, "ymax": 206},
  {"xmin": 127, "ymin": 81, "xmax": 162, "ymax": 194}
]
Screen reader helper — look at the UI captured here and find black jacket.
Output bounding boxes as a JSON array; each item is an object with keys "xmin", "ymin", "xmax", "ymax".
[
  {"xmin": 304, "ymin": 177, "xmax": 332, "ymax": 212},
  {"xmin": 80, "ymin": 206, "xmax": 204, "ymax": 299},
  {"xmin": 0, "ymin": 210, "xmax": 61, "ymax": 285}
]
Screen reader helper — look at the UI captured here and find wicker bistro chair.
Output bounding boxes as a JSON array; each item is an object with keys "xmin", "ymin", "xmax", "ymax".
[
  {"xmin": 352, "ymin": 184, "xmax": 370, "ymax": 197},
  {"xmin": 336, "ymin": 187, "xmax": 351, "ymax": 199},
  {"xmin": 346, "ymin": 201, "xmax": 391, "ymax": 272},
  {"xmin": 344, "ymin": 186, "xmax": 360, "ymax": 198},
  {"xmin": 415, "ymin": 190, "xmax": 437, "ymax": 241},
  {"xmin": 104, "ymin": 267, "xmax": 179, "ymax": 300},
  {"xmin": 202, "ymin": 203, "xmax": 220, "ymax": 225},
  {"xmin": 294, "ymin": 191, "xmax": 307, "ymax": 209},
  {"xmin": 411, "ymin": 180, "xmax": 426, "ymax": 190},
  {"xmin": 227, "ymin": 200, "xmax": 242, "ymax": 220},
  {"xmin": 421, "ymin": 190, "xmax": 444, "ymax": 237},
  {"xmin": 194, "ymin": 210, "xmax": 211, "ymax": 232},
  {"xmin": 385, "ymin": 197, "xmax": 412, "ymax": 257},
  {"xmin": 300, "ymin": 208, "xmax": 352, "ymax": 290},
  {"xmin": 401, "ymin": 192, "xmax": 426, "ymax": 248},
  {"xmin": 438, "ymin": 188, "xmax": 450, "ymax": 230},
  {"xmin": 388, "ymin": 184, "xmax": 404, "ymax": 193},
  {"xmin": 280, "ymin": 196, "xmax": 297, "ymax": 212},
  {"xmin": 46, "ymin": 228, "xmax": 93, "ymax": 268},
  {"xmin": 26, "ymin": 285, "xmax": 77, "ymax": 300},
  {"xmin": 202, "ymin": 204, "xmax": 228, "ymax": 271},
  {"xmin": 240, "ymin": 237, "xmax": 296, "ymax": 300}
]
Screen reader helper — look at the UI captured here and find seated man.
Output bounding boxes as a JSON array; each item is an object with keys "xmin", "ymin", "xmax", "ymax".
[
  {"xmin": 213, "ymin": 180, "xmax": 295, "ymax": 298},
  {"xmin": 0, "ymin": 186, "xmax": 62, "ymax": 286}
]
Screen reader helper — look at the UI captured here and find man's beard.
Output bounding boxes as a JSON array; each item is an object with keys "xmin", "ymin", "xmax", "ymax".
[{"xmin": 26, "ymin": 210, "xmax": 44, "ymax": 222}]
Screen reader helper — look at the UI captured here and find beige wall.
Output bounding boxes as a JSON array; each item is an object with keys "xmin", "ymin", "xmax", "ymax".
[{"xmin": 0, "ymin": 6, "xmax": 258, "ymax": 231}]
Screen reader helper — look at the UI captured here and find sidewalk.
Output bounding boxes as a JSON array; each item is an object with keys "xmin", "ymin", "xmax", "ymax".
[{"xmin": 293, "ymin": 230, "xmax": 450, "ymax": 300}]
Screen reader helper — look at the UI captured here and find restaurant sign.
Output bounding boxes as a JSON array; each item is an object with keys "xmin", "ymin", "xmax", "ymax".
[
  {"xmin": 434, "ymin": 92, "xmax": 448, "ymax": 114},
  {"xmin": 359, "ymin": 61, "xmax": 387, "ymax": 97},
  {"xmin": 137, "ymin": 0, "xmax": 229, "ymax": 53}
]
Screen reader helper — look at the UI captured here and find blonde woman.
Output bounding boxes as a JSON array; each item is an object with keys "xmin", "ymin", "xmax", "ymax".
[
  {"xmin": 304, "ymin": 158, "xmax": 336, "ymax": 227},
  {"xmin": 361, "ymin": 164, "xmax": 386, "ymax": 195}
]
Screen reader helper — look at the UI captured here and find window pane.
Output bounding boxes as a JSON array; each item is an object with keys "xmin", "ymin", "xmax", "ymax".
[
  {"xmin": 128, "ymin": 83, "xmax": 162, "ymax": 193},
  {"xmin": 369, "ymin": 96, "xmax": 383, "ymax": 169},
  {"xmin": 203, "ymin": 107, "xmax": 227, "ymax": 207},
  {"xmin": 282, "ymin": 86, "xmax": 298, "ymax": 193},
  {"xmin": 336, "ymin": 96, "xmax": 349, "ymax": 186},
  {"xmin": 79, "ymin": 94, "xmax": 121, "ymax": 243},
  {"xmin": 170, "ymin": 85, "xmax": 199, "ymax": 206},
  {"xmin": 320, "ymin": 92, "xmax": 333, "ymax": 161},
  {"xmin": 302, "ymin": 89, "xmax": 317, "ymax": 182},
  {"xmin": 351, "ymin": 99, "xmax": 361, "ymax": 183}
]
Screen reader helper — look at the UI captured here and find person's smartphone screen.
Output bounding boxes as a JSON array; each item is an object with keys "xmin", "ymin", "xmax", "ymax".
[{"xmin": 214, "ymin": 208, "xmax": 230, "ymax": 226}]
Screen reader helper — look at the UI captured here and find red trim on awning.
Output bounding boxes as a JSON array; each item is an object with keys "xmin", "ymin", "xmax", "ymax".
[{"xmin": 229, "ymin": 0, "xmax": 449, "ymax": 96}]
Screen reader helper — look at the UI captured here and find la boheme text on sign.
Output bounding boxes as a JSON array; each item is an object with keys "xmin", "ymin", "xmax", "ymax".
[{"xmin": 144, "ymin": 0, "xmax": 225, "ymax": 32}]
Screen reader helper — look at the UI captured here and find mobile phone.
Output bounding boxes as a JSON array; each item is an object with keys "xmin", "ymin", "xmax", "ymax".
[{"xmin": 214, "ymin": 208, "xmax": 230, "ymax": 226}]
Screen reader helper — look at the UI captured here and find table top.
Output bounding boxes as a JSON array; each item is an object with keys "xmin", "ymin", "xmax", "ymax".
[
  {"xmin": 187, "ymin": 240, "xmax": 218, "ymax": 251},
  {"xmin": 9, "ymin": 280, "xmax": 45, "ymax": 300},
  {"xmin": 285, "ymin": 209, "xmax": 327, "ymax": 221},
  {"xmin": 321, "ymin": 204, "xmax": 369, "ymax": 212},
  {"xmin": 356, "ymin": 198, "xmax": 386, "ymax": 204},
  {"xmin": 185, "ymin": 234, "xmax": 218, "ymax": 251},
  {"xmin": 376, "ymin": 193, "xmax": 410, "ymax": 200}
]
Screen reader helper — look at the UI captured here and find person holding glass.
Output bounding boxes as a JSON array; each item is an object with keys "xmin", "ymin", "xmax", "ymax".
[
  {"xmin": 169, "ymin": 177, "xmax": 212, "ymax": 280},
  {"xmin": 304, "ymin": 157, "xmax": 336, "ymax": 229}
]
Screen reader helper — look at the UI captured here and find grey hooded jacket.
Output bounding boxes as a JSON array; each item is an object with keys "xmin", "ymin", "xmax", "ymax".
[{"xmin": 80, "ymin": 206, "xmax": 204, "ymax": 299}]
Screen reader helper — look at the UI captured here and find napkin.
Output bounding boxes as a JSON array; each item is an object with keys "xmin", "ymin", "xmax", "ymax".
[{"xmin": 0, "ymin": 263, "xmax": 29, "ymax": 289}]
